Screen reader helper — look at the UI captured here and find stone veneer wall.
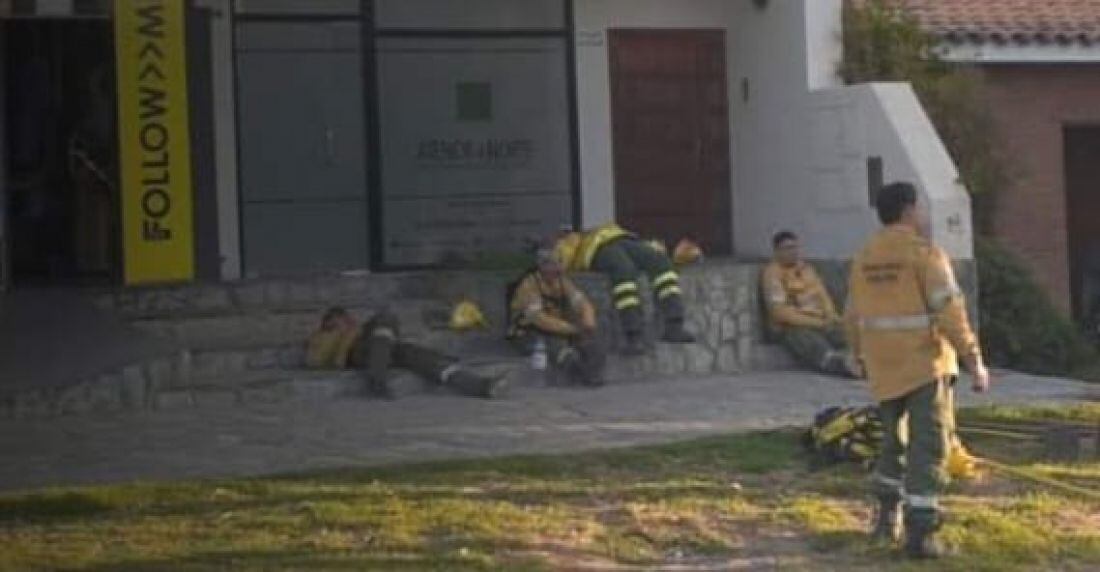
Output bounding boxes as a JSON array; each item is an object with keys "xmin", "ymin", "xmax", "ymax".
[{"xmin": 2, "ymin": 262, "xmax": 769, "ymax": 419}]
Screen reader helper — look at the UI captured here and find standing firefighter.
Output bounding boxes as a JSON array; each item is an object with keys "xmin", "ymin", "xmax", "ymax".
[
  {"xmin": 844, "ymin": 182, "xmax": 991, "ymax": 559},
  {"xmin": 306, "ymin": 307, "xmax": 509, "ymax": 399},
  {"xmin": 508, "ymin": 246, "xmax": 607, "ymax": 386},
  {"xmin": 553, "ymin": 223, "xmax": 695, "ymax": 354}
]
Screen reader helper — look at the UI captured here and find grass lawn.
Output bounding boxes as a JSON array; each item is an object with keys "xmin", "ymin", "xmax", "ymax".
[{"xmin": 1, "ymin": 404, "xmax": 1098, "ymax": 571}]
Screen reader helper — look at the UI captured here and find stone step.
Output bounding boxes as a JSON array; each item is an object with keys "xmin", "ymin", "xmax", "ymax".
[
  {"xmin": 185, "ymin": 336, "xmax": 791, "ymax": 386},
  {"xmin": 749, "ymin": 343, "xmax": 799, "ymax": 371},
  {"xmin": 92, "ymin": 270, "xmax": 527, "ymax": 320},
  {"xmin": 129, "ymin": 300, "xmax": 460, "ymax": 351},
  {"xmin": 7, "ymin": 262, "xmax": 775, "ymax": 419},
  {"xmin": 1, "ymin": 340, "xmax": 795, "ymax": 420}
]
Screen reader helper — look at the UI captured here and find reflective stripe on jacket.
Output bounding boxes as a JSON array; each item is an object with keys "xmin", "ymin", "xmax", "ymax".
[{"xmin": 844, "ymin": 225, "xmax": 981, "ymax": 401}]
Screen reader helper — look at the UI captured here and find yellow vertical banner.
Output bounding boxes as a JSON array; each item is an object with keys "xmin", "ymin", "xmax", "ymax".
[{"xmin": 115, "ymin": 0, "xmax": 194, "ymax": 284}]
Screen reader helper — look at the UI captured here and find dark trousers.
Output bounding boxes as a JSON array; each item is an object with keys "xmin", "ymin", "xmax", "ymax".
[
  {"xmin": 591, "ymin": 238, "xmax": 685, "ymax": 336},
  {"xmin": 512, "ymin": 328, "xmax": 608, "ymax": 384},
  {"xmin": 872, "ymin": 378, "xmax": 953, "ymax": 522},
  {"xmin": 348, "ymin": 312, "xmax": 459, "ymax": 387}
]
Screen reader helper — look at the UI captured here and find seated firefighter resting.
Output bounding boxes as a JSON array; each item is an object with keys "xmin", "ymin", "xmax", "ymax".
[
  {"xmin": 762, "ymin": 231, "xmax": 858, "ymax": 377},
  {"xmin": 507, "ymin": 246, "xmax": 608, "ymax": 386},
  {"xmin": 552, "ymin": 223, "xmax": 695, "ymax": 354},
  {"xmin": 306, "ymin": 307, "xmax": 508, "ymax": 399}
]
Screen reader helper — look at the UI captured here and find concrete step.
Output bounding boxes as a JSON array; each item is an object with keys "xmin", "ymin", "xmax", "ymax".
[
  {"xmin": 186, "ymin": 337, "xmax": 792, "ymax": 387},
  {"xmin": 6, "ymin": 263, "xmax": 776, "ymax": 419},
  {"xmin": 130, "ymin": 300, "xmax": 459, "ymax": 351},
  {"xmin": 1, "ymin": 340, "xmax": 796, "ymax": 420},
  {"xmin": 93, "ymin": 271, "xmax": 524, "ymax": 320},
  {"xmin": 749, "ymin": 343, "xmax": 798, "ymax": 371}
]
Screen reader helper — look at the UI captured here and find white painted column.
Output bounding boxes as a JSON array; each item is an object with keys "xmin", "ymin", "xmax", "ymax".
[{"xmin": 202, "ymin": 0, "xmax": 243, "ymax": 280}]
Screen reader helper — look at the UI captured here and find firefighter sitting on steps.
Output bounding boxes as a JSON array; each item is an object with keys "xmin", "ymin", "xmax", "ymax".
[
  {"xmin": 508, "ymin": 245, "xmax": 608, "ymax": 386},
  {"xmin": 762, "ymin": 230, "xmax": 859, "ymax": 378},
  {"xmin": 845, "ymin": 181, "xmax": 991, "ymax": 560},
  {"xmin": 306, "ymin": 307, "xmax": 509, "ymax": 400},
  {"xmin": 552, "ymin": 223, "xmax": 696, "ymax": 355}
]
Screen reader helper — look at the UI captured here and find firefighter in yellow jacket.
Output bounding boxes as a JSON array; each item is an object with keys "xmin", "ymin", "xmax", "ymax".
[
  {"xmin": 844, "ymin": 182, "xmax": 991, "ymax": 559},
  {"xmin": 306, "ymin": 307, "xmax": 508, "ymax": 399},
  {"xmin": 553, "ymin": 223, "xmax": 695, "ymax": 354},
  {"xmin": 763, "ymin": 230, "xmax": 858, "ymax": 377},
  {"xmin": 508, "ymin": 246, "xmax": 607, "ymax": 386}
]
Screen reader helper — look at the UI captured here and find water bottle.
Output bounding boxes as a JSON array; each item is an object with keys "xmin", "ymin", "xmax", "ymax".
[{"xmin": 531, "ymin": 337, "xmax": 548, "ymax": 371}]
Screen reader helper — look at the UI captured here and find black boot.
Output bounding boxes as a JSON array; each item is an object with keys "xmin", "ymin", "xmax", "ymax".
[
  {"xmin": 661, "ymin": 319, "xmax": 696, "ymax": 343},
  {"xmin": 558, "ymin": 347, "xmax": 587, "ymax": 385},
  {"xmin": 619, "ymin": 306, "xmax": 648, "ymax": 356},
  {"xmin": 365, "ymin": 373, "xmax": 395, "ymax": 400},
  {"xmin": 870, "ymin": 494, "xmax": 902, "ymax": 545},
  {"xmin": 904, "ymin": 509, "xmax": 944, "ymax": 559},
  {"xmin": 657, "ymin": 295, "xmax": 694, "ymax": 343},
  {"xmin": 621, "ymin": 332, "xmax": 647, "ymax": 356},
  {"xmin": 580, "ymin": 351, "xmax": 607, "ymax": 387},
  {"xmin": 445, "ymin": 369, "xmax": 510, "ymax": 399}
]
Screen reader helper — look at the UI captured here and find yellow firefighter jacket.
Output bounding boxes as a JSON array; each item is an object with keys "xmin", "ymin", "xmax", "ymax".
[
  {"xmin": 844, "ymin": 225, "xmax": 982, "ymax": 402},
  {"xmin": 553, "ymin": 223, "xmax": 630, "ymax": 272},
  {"xmin": 762, "ymin": 260, "xmax": 839, "ymax": 330},
  {"xmin": 509, "ymin": 272, "xmax": 596, "ymax": 337},
  {"xmin": 306, "ymin": 327, "xmax": 359, "ymax": 369}
]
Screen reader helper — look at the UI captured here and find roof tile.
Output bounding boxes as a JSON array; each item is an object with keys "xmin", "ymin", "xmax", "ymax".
[{"xmin": 893, "ymin": 0, "xmax": 1100, "ymax": 45}]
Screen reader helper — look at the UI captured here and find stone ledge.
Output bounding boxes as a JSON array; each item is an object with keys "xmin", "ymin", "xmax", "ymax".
[{"xmin": 8, "ymin": 262, "xmax": 774, "ymax": 420}]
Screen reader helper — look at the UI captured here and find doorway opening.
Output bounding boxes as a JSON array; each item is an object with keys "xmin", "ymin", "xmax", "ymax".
[
  {"xmin": 608, "ymin": 29, "xmax": 732, "ymax": 255},
  {"xmin": 2, "ymin": 19, "xmax": 120, "ymax": 288}
]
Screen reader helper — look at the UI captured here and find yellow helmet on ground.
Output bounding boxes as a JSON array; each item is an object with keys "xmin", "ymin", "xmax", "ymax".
[{"xmin": 450, "ymin": 300, "xmax": 489, "ymax": 331}]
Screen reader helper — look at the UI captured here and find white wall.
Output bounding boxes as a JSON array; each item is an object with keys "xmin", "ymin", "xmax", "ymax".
[
  {"xmin": 727, "ymin": 0, "xmax": 826, "ymax": 258},
  {"xmin": 575, "ymin": 0, "xmax": 849, "ymax": 258},
  {"xmin": 808, "ymin": 83, "xmax": 973, "ymax": 259},
  {"xmin": 199, "ymin": 0, "xmax": 243, "ymax": 280},
  {"xmin": 805, "ymin": 0, "xmax": 843, "ymax": 90}
]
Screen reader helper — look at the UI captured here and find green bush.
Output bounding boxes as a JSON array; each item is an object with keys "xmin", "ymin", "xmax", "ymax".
[{"xmin": 976, "ymin": 239, "xmax": 1096, "ymax": 375}]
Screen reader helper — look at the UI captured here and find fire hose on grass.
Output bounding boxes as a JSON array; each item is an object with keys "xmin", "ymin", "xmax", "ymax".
[{"xmin": 956, "ymin": 419, "xmax": 1100, "ymax": 502}]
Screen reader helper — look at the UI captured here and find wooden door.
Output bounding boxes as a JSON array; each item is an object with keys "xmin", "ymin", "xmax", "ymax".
[
  {"xmin": 608, "ymin": 29, "xmax": 731, "ymax": 254},
  {"xmin": 1064, "ymin": 126, "xmax": 1100, "ymax": 319}
]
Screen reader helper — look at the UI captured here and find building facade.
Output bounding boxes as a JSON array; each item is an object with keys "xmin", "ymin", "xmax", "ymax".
[
  {"xmin": 1, "ymin": 0, "xmax": 973, "ymax": 290},
  {"xmin": 902, "ymin": 0, "xmax": 1100, "ymax": 319}
]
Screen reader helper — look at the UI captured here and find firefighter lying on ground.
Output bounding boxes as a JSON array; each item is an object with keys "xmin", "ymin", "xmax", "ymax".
[
  {"xmin": 508, "ymin": 245, "xmax": 607, "ymax": 386},
  {"xmin": 762, "ymin": 230, "xmax": 859, "ymax": 377},
  {"xmin": 306, "ymin": 307, "xmax": 508, "ymax": 399},
  {"xmin": 552, "ymin": 223, "xmax": 695, "ymax": 355},
  {"xmin": 845, "ymin": 181, "xmax": 991, "ymax": 560}
]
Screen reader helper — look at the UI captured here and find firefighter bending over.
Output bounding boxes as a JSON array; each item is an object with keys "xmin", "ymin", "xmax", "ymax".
[{"xmin": 553, "ymin": 223, "xmax": 695, "ymax": 355}]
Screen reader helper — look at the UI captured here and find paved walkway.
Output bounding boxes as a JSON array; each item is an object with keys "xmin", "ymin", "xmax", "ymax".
[{"xmin": 1, "ymin": 370, "xmax": 1096, "ymax": 492}]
